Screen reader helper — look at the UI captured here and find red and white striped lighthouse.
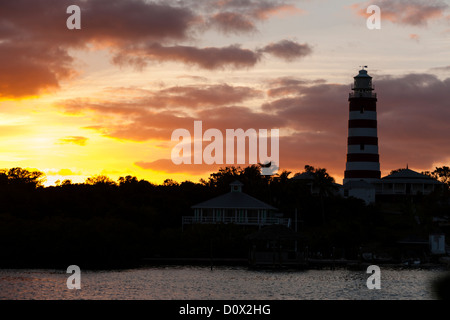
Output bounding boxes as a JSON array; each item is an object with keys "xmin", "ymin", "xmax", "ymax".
[{"xmin": 344, "ymin": 67, "xmax": 381, "ymax": 184}]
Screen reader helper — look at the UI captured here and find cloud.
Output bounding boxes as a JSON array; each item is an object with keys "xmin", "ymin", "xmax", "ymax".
[
  {"xmin": 113, "ymin": 40, "xmax": 313, "ymax": 71},
  {"xmin": 113, "ymin": 43, "xmax": 263, "ymax": 70},
  {"xmin": 0, "ymin": 0, "xmax": 197, "ymax": 98},
  {"xmin": 428, "ymin": 65, "xmax": 450, "ymax": 72},
  {"xmin": 262, "ymin": 83, "xmax": 348, "ymax": 133},
  {"xmin": 216, "ymin": 0, "xmax": 304, "ymax": 20},
  {"xmin": 57, "ymin": 83, "xmax": 262, "ymax": 115},
  {"xmin": 56, "ymin": 81, "xmax": 284, "ymax": 147},
  {"xmin": 375, "ymin": 74, "xmax": 450, "ymax": 157},
  {"xmin": 351, "ymin": 0, "xmax": 449, "ymax": 26},
  {"xmin": 157, "ymin": 84, "xmax": 263, "ymax": 107},
  {"xmin": 83, "ymin": 111, "xmax": 196, "ymax": 141},
  {"xmin": 208, "ymin": 12, "xmax": 257, "ymax": 34},
  {"xmin": 0, "ymin": 0, "xmax": 311, "ymax": 98},
  {"xmin": 261, "ymin": 40, "xmax": 313, "ymax": 62},
  {"xmin": 0, "ymin": 42, "xmax": 75, "ymax": 98},
  {"xmin": 78, "ymin": 104, "xmax": 284, "ymax": 142},
  {"xmin": 206, "ymin": 1, "xmax": 304, "ymax": 34},
  {"xmin": 176, "ymin": 75, "xmax": 209, "ymax": 82},
  {"xmin": 57, "ymin": 136, "xmax": 89, "ymax": 146}
]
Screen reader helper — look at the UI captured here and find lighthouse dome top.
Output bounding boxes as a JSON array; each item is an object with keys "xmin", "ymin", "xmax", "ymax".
[{"xmin": 355, "ymin": 69, "xmax": 371, "ymax": 78}]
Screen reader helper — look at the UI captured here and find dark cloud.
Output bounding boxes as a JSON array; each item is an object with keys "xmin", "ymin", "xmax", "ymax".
[
  {"xmin": 0, "ymin": 0, "xmax": 311, "ymax": 98},
  {"xmin": 376, "ymin": 73, "xmax": 450, "ymax": 152},
  {"xmin": 262, "ymin": 83, "xmax": 348, "ymax": 133},
  {"xmin": 261, "ymin": 40, "xmax": 313, "ymax": 61},
  {"xmin": 0, "ymin": 0, "xmax": 197, "ymax": 97},
  {"xmin": 0, "ymin": 0, "xmax": 196, "ymax": 46},
  {"xmin": 0, "ymin": 42, "xmax": 75, "ymax": 98},
  {"xmin": 113, "ymin": 43, "xmax": 263, "ymax": 70}
]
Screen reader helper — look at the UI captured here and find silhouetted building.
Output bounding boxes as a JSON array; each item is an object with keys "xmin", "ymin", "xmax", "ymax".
[
  {"xmin": 182, "ymin": 180, "xmax": 290, "ymax": 229},
  {"xmin": 374, "ymin": 167, "xmax": 443, "ymax": 196},
  {"xmin": 291, "ymin": 171, "xmax": 319, "ymax": 194}
]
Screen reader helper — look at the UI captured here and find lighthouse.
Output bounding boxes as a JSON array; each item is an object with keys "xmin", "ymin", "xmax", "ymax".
[{"xmin": 343, "ymin": 67, "xmax": 381, "ymax": 184}]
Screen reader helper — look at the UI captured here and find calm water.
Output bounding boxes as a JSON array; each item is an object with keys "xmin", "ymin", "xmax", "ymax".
[{"xmin": 0, "ymin": 266, "xmax": 447, "ymax": 300}]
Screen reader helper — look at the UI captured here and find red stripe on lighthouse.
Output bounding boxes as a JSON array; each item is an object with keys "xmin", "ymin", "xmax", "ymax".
[
  {"xmin": 348, "ymin": 119, "xmax": 377, "ymax": 128},
  {"xmin": 348, "ymin": 136, "xmax": 378, "ymax": 145},
  {"xmin": 349, "ymin": 99, "xmax": 377, "ymax": 112},
  {"xmin": 344, "ymin": 170, "xmax": 381, "ymax": 179},
  {"xmin": 347, "ymin": 154, "xmax": 380, "ymax": 162}
]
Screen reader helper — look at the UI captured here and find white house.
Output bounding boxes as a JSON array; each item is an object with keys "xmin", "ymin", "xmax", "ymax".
[
  {"xmin": 374, "ymin": 168, "xmax": 444, "ymax": 196},
  {"xmin": 182, "ymin": 180, "xmax": 290, "ymax": 229}
]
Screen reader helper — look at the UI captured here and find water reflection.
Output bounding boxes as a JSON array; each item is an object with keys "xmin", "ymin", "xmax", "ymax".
[{"xmin": 0, "ymin": 266, "xmax": 445, "ymax": 300}]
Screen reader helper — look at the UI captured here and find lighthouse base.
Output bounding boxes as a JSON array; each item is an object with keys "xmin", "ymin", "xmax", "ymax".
[{"xmin": 341, "ymin": 179, "xmax": 378, "ymax": 205}]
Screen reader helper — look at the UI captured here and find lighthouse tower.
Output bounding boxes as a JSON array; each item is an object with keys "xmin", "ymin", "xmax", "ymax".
[{"xmin": 343, "ymin": 67, "xmax": 381, "ymax": 184}]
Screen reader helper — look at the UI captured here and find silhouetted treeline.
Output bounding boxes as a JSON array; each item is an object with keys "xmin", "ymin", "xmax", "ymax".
[{"xmin": 0, "ymin": 166, "xmax": 449, "ymax": 269}]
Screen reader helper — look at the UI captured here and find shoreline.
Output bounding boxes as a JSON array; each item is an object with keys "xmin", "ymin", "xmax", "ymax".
[{"xmin": 2, "ymin": 257, "xmax": 448, "ymax": 271}]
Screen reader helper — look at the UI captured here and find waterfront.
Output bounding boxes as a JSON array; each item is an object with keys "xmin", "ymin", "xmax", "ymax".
[{"xmin": 0, "ymin": 266, "xmax": 447, "ymax": 300}]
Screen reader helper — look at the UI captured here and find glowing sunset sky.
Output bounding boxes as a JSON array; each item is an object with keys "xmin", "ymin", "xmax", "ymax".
[{"xmin": 1, "ymin": 0, "xmax": 450, "ymax": 186}]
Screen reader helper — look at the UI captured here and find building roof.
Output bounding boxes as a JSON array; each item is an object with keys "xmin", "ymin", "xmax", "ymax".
[
  {"xmin": 192, "ymin": 192, "xmax": 277, "ymax": 210},
  {"xmin": 192, "ymin": 181, "xmax": 277, "ymax": 210},
  {"xmin": 291, "ymin": 171, "xmax": 315, "ymax": 181},
  {"xmin": 381, "ymin": 168, "xmax": 442, "ymax": 184}
]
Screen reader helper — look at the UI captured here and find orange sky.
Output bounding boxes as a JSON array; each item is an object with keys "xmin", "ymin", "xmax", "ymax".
[{"xmin": 1, "ymin": 0, "xmax": 450, "ymax": 186}]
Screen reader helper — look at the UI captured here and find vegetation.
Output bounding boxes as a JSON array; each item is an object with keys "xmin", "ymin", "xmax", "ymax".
[
  {"xmin": 0, "ymin": 165, "xmax": 449, "ymax": 269},
  {"xmin": 423, "ymin": 166, "xmax": 450, "ymax": 187}
]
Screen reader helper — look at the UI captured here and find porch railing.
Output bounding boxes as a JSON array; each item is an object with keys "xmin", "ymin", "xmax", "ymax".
[{"xmin": 182, "ymin": 216, "xmax": 291, "ymax": 227}]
